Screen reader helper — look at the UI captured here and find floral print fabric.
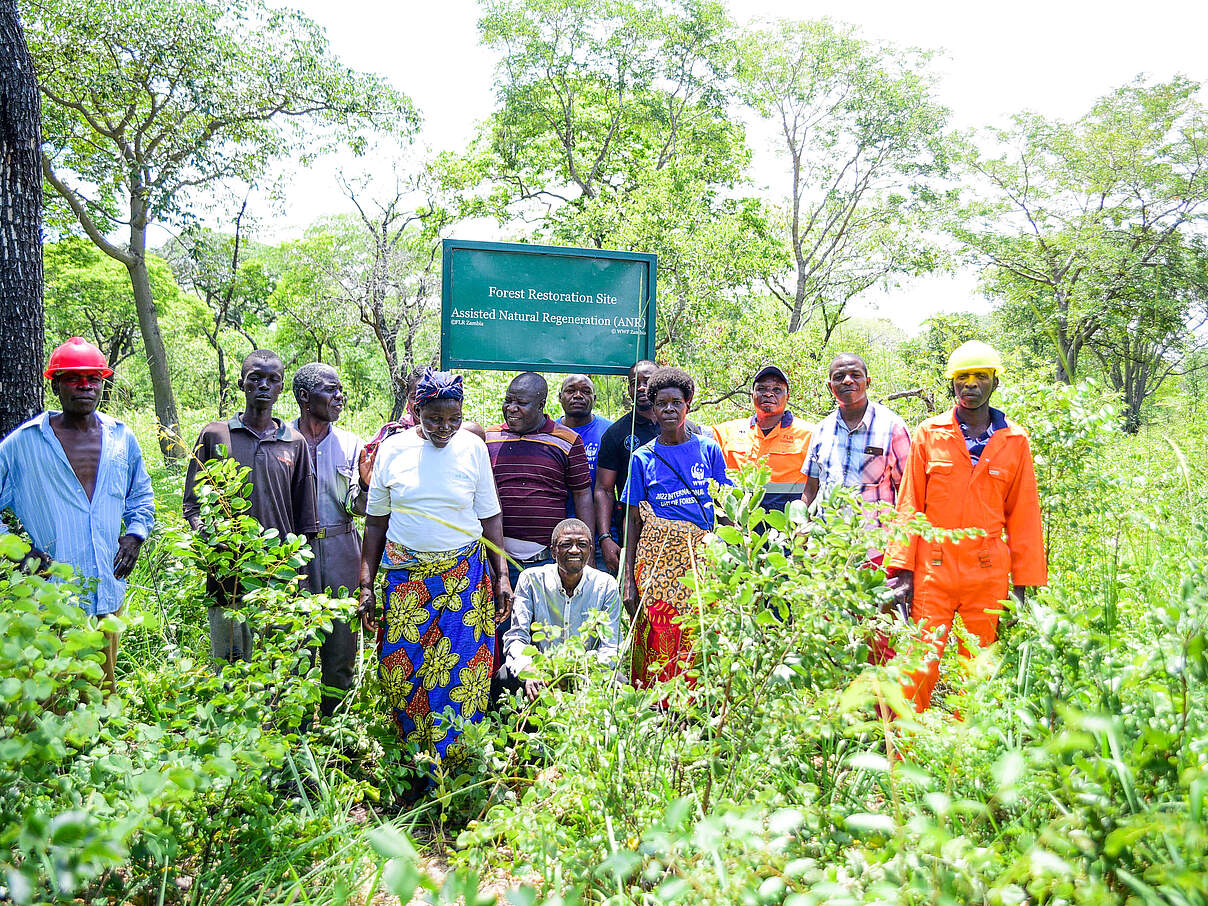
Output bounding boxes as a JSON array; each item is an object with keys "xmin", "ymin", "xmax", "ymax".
[
  {"xmin": 630, "ymin": 501, "xmax": 708, "ymax": 687},
  {"xmin": 379, "ymin": 539, "xmax": 495, "ymax": 770}
]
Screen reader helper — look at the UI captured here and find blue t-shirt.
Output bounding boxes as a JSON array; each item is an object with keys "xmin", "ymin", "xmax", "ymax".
[
  {"xmin": 557, "ymin": 414, "xmax": 614, "ymax": 520},
  {"xmin": 621, "ymin": 434, "xmax": 732, "ymax": 530},
  {"xmin": 556, "ymin": 414, "xmax": 613, "ymax": 482}
]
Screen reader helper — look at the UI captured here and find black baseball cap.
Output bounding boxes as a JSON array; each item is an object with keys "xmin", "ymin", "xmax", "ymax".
[{"xmin": 752, "ymin": 364, "xmax": 789, "ymax": 387}]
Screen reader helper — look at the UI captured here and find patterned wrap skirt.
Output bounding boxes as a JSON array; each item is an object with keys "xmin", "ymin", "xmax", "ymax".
[
  {"xmin": 378, "ymin": 538, "xmax": 495, "ymax": 769},
  {"xmin": 630, "ymin": 501, "xmax": 708, "ymax": 687}
]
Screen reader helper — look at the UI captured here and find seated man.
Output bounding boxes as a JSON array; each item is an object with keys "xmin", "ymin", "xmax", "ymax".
[{"xmin": 499, "ymin": 518, "xmax": 623, "ymax": 701}]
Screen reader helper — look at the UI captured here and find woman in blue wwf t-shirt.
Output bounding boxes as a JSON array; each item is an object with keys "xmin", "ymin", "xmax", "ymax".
[{"xmin": 620, "ymin": 366, "xmax": 731, "ymax": 687}]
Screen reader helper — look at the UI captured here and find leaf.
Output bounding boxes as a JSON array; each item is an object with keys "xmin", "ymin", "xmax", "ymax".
[{"xmin": 844, "ymin": 813, "xmax": 896, "ymax": 835}]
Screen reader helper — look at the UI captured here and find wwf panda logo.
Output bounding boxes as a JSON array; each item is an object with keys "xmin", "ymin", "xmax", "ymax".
[{"xmin": 691, "ymin": 462, "xmax": 706, "ymax": 482}]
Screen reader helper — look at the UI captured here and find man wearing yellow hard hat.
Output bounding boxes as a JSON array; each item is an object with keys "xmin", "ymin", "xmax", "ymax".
[{"xmin": 885, "ymin": 341, "xmax": 1047, "ymax": 713}]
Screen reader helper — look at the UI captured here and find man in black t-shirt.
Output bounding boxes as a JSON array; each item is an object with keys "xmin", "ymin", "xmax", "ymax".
[{"xmin": 594, "ymin": 361, "xmax": 699, "ymax": 575}]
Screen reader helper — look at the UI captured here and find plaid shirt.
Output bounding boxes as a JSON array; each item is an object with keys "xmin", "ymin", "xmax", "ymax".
[
  {"xmin": 803, "ymin": 401, "xmax": 911, "ymax": 506},
  {"xmin": 958, "ymin": 407, "xmax": 1008, "ymax": 465}
]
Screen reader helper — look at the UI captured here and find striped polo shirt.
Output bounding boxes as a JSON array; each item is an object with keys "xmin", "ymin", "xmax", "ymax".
[{"xmin": 486, "ymin": 416, "xmax": 592, "ymax": 548}]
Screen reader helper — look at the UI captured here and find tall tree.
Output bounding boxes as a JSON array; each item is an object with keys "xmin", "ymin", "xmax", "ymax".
[
  {"xmin": 1086, "ymin": 234, "xmax": 1208, "ymax": 431},
  {"xmin": 24, "ymin": 0, "xmax": 416, "ymax": 458},
  {"xmin": 0, "ymin": 0, "xmax": 42, "ymax": 438},
  {"xmin": 278, "ymin": 168, "xmax": 449, "ymax": 420},
  {"xmin": 955, "ymin": 77, "xmax": 1208, "ymax": 387},
  {"xmin": 472, "ymin": 0, "xmax": 772, "ymax": 348},
  {"xmin": 736, "ymin": 18, "xmax": 952, "ymax": 340},
  {"xmin": 165, "ymin": 207, "xmax": 274, "ymax": 417},
  {"xmin": 44, "ymin": 237, "xmax": 183, "ymax": 405}
]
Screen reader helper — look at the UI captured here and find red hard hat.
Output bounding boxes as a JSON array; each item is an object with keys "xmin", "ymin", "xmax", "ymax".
[{"xmin": 44, "ymin": 337, "xmax": 114, "ymax": 380}]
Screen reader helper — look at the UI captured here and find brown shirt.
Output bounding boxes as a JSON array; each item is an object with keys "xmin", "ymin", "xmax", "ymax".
[{"xmin": 182, "ymin": 415, "xmax": 319, "ymax": 537}]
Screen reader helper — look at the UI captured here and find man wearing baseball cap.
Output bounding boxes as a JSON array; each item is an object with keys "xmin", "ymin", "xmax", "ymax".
[
  {"xmin": 885, "ymin": 341, "xmax": 1047, "ymax": 712},
  {"xmin": 711, "ymin": 364, "xmax": 812, "ymax": 512},
  {"xmin": 0, "ymin": 338, "xmax": 155, "ymax": 691}
]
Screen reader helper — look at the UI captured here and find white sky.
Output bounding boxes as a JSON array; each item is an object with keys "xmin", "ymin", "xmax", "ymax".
[{"xmin": 243, "ymin": 0, "xmax": 1208, "ymax": 330}]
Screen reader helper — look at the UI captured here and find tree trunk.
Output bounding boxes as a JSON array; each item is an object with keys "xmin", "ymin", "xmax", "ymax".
[
  {"xmin": 787, "ymin": 270, "xmax": 807, "ymax": 333},
  {"xmin": 214, "ymin": 335, "xmax": 229, "ymax": 417},
  {"xmin": 127, "ymin": 212, "xmax": 184, "ymax": 458},
  {"xmin": 0, "ymin": 1, "xmax": 43, "ymax": 439}
]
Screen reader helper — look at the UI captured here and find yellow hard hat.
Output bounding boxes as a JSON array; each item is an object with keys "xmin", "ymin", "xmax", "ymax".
[{"xmin": 945, "ymin": 341, "xmax": 1003, "ymax": 380}]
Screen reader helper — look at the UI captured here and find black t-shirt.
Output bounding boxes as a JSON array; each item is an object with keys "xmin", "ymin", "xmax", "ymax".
[{"xmin": 596, "ymin": 411, "xmax": 700, "ymax": 538}]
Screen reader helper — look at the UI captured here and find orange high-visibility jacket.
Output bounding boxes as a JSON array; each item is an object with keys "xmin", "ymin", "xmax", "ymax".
[
  {"xmin": 885, "ymin": 408, "xmax": 1047, "ymax": 587},
  {"xmin": 712, "ymin": 413, "xmax": 812, "ymax": 510}
]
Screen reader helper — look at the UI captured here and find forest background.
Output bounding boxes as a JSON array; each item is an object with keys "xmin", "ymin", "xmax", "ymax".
[{"xmin": 3, "ymin": 0, "xmax": 1208, "ymax": 904}]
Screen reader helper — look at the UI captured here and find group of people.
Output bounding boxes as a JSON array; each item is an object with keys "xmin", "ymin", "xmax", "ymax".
[{"xmin": 0, "ymin": 336, "xmax": 1046, "ymax": 783}]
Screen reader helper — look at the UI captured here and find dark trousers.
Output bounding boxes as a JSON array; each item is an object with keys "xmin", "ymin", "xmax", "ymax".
[{"xmin": 315, "ymin": 618, "xmax": 358, "ymax": 717}]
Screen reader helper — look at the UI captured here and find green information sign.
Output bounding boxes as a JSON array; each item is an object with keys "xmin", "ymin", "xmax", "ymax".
[{"xmin": 440, "ymin": 240, "xmax": 657, "ymax": 374}]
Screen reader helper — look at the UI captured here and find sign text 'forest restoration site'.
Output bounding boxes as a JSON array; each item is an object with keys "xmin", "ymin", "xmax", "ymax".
[{"xmin": 440, "ymin": 240, "xmax": 657, "ymax": 374}]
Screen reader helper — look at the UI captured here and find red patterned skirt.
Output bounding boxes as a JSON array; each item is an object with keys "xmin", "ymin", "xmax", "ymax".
[{"xmin": 630, "ymin": 503, "xmax": 708, "ymax": 688}]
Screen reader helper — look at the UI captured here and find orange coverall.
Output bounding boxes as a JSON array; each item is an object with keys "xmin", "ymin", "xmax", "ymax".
[
  {"xmin": 885, "ymin": 408, "xmax": 1047, "ymax": 712},
  {"xmin": 712, "ymin": 413, "xmax": 812, "ymax": 511}
]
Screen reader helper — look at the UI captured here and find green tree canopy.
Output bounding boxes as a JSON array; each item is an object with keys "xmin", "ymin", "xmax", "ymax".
[
  {"xmin": 469, "ymin": 0, "xmax": 775, "ymax": 348},
  {"xmin": 736, "ymin": 18, "xmax": 952, "ymax": 340},
  {"xmin": 955, "ymin": 75, "xmax": 1208, "ymax": 406},
  {"xmin": 26, "ymin": 0, "xmax": 417, "ymax": 456},
  {"xmin": 44, "ymin": 237, "xmax": 182, "ymax": 392}
]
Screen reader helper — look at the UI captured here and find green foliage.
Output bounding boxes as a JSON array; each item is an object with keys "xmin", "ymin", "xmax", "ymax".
[
  {"xmin": 737, "ymin": 17, "xmax": 954, "ymax": 338},
  {"xmin": 995, "ymin": 378, "xmax": 1121, "ymax": 560},
  {"xmin": 43, "ymin": 239, "xmax": 189, "ymax": 402},
  {"xmin": 442, "ymin": 455, "xmax": 1208, "ymax": 906},
  {"xmin": 955, "ymin": 75, "xmax": 1208, "ymax": 427},
  {"xmin": 27, "ymin": 0, "xmax": 415, "ymax": 232}
]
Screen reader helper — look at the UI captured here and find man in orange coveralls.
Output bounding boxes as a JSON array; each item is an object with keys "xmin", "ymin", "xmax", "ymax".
[
  {"xmin": 886, "ymin": 341, "xmax": 1047, "ymax": 712},
  {"xmin": 711, "ymin": 364, "xmax": 812, "ymax": 512}
]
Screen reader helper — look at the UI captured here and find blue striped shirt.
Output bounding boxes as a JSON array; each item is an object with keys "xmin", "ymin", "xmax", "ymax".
[{"xmin": 0, "ymin": 412, "xmax": 155, "ymax": 615}]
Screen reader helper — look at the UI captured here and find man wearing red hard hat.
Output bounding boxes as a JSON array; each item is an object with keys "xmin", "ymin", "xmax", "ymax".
[{"xmin": 0, "ymin": 338, "xmax": 155, "ymax": 691}]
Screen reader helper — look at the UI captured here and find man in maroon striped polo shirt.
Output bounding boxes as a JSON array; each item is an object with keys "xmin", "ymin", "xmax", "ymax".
[{"xmin": 486, "ymin": 372, "xmax": 595, "ymax": 587}]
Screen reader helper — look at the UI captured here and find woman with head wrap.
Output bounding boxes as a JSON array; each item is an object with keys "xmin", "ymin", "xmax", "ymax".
[{"xmin": 358, "ymin": 369, "xmax": 511, "ymax": 797}]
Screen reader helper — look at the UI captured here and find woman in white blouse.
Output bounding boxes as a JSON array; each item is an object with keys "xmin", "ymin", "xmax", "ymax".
[{"xmin": 358, "ymin": 369, "xmax": 510, "ymax": 790}]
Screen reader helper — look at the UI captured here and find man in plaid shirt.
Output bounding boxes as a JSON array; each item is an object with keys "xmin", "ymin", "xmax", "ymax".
[
  {"xmin": 801, "ymin": 353, "xmax": 911, "ymax": 517},
  {"xmin": 801, "ymin": 352, "xmax": 912, "ymax": 664}
]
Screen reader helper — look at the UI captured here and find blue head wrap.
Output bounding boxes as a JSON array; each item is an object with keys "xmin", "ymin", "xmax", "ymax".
[{"xmin": 413, "ymin": 368, "xmax": 464, "ymax": 409}]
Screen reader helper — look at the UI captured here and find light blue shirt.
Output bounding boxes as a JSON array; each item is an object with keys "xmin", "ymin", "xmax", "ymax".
[{"xmin": 0, "ymin": 412, "xmax": 155, "ymax": 615}]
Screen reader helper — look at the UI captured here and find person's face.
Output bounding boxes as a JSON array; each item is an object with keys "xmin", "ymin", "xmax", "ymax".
[
  {"xmin": 419, "ymin": 398, "xmax": 463, "ymax": 448},
  {"xmin": 653, "ymin": 387, "xmax": 689, "ymax": 432},
  {"xmin": 952, "ymin": 369, "xmax": 998, "ymax": 410},
  {"xmin": 502, "ymin": 383, "xmax": 546, "ymax": 434},
  {"xmin": 559, "ymin": 377, "xmax": 595, "ymax": 419},
  {"xmin": 302, "ymin": 371, "xmax": 345, "ymax": 423},
  {"xmin": 752, "ymin": 378, "xmax": 788, "ymax": 418},
  {"xmin": 629, "ymin": 363, "xmax": 658, "ymax": 412},
  {"xmin": 405, "ymin": 380, "xmax": 419, "ymax": 423},
  {"xmin": 552, "ymin": 527, "xmax": 593, "ymax": 574},
  {"xmin": 240, "ymin": 361, "xmax": 284, "ymax": 410},
  {"xmin": 826, "ymin": 359, "xmax": 869, "ymax": 408},
  {"xmin": 53, "ymin": 371, "xmax": 104, "ymax": 416}
]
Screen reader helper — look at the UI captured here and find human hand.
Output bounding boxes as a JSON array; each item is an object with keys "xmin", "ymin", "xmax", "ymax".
[
  {"xmin": 17, "ymin": 547, "xmax": 52, "ymax": 576},
  {"xmin": 890, "ymin": 570, "xmax": 914, "ymax": 614},
  {"xmin": 600, "ymin": 537, "xmax": 622, "ymax": 575},
  {"xmin": 494, "ymin": 574, "xmax": 513, "ymax": 623},
  {"xmin": 623, "ymin": 576, "xmax": 639, "ymax": 618},
  {"xmin": 113, "ymin": 533, "xmax": 144, "ymax": 579},
  {"xmin": 524, "ymin": 678, "xmax": 547, "ymax": 702},
  {"xmin": 357, "ymin": 445, "xmax": 377, "ymax": 489},
  {"xmin": 357, "ymin": 585, "xmax": 378, "ymax": 635}
]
